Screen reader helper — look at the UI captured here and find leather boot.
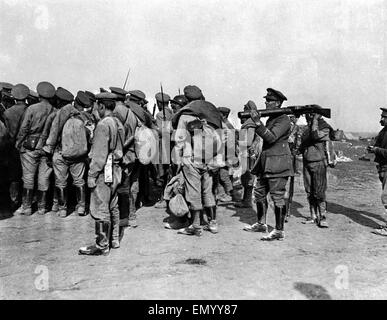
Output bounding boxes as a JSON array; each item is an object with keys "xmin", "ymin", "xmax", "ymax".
[
  {"xmin": 261, "ymin": 205, "xmax": 286, "ymax": 241},
  {"xmin": 79, "ymin": 221, "xmax": 110, "ymax": 255},
  {"xmin": 21, "ymin": 188, "xmax": 34, "ymax": 216},
  {"xmin": 243, "ymin": 200, "xmax": 268, "ymax": 232},
  {"xmin": 118, "ymin": 193, "xmax": 130, "ymax": 228},
  {"xmin": 235, "ymin": 186, "xmax": 253, "ymax": 208},
  {"xmin": 57, "ymin": 187, "xmax": 67, "ymax": 218},
  {"xmin": 37, "ymin": 191, "xmax": 47, "ymax": 215},
  {"xmin": 75, "ymin": 185, "xmax": 86, "ymax": 216}
]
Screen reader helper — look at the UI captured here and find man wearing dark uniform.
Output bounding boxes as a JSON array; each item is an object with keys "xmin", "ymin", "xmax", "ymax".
[
  {"xmin": 368, "ymin": 108, "xmax": 387, "ymax": 236},
  {"xmin": 243, "ymin": 88, "xmax": 293, "ymax": 241}
]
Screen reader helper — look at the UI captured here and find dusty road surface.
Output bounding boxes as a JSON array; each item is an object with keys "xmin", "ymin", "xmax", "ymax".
[{"xmin": 1, "ymin": 142, "xmax": 387, "ymax": 300}]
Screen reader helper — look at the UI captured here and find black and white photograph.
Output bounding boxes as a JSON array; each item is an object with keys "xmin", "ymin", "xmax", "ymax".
[{"xmin": 0, "ymin": 0, "xmax": 386, "ymax": 303}]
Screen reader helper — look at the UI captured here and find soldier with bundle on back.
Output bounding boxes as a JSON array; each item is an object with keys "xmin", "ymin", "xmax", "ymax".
[{"xmin": 43, "ymin": 90, "xmax": 92, "ymax": 217}]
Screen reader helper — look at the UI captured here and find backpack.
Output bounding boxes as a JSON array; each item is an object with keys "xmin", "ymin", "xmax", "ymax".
[
  {"xmin": 61, "ymin": 114, "xmax": 88, "ymax": 160},
  {"xmin": 134, "ymin": 124, "xmax": 158, "ymax": 165},
  {"xmin": 187, "ymin": 119, "xmax": 222, "ymax": 164},
  {"xmin": 0, "ymin": 119, "xmax": 10, "ymax": 151}
]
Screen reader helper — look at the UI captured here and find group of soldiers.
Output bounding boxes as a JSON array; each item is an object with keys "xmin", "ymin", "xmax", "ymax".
[{"xmin": 0, "ymin": 79, "xmax": 359, "ymax": 256}]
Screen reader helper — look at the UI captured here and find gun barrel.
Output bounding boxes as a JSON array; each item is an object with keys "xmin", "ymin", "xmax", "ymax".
[{"xmin": 238, "ymin": 105, "xmax": 331, "ymax": 119}]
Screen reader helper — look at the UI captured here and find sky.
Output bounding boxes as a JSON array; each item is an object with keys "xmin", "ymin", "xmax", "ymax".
[{"xmin": 0, "ymin": 0, "xmax": 386, "ymax": 132}]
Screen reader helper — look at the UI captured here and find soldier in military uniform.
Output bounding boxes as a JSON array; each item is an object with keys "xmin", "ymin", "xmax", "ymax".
[
  {"xmin": 154, "ymin": 91, "xmax": 173, "ymax": 209},
  {"xmin": 244, "ymin": 88, "xmax": 293, "ymax": 241},
  {"xmin": 111, "ymin": 87, "xmax": 141, "ymax": 234},
  {"xmin": 43, "ymin": 89, "xmax": 91, "ymax": 218},
  {"xmin": 16, "ymin": 82, "xmax": 56, "ymax": 215},
  {"xmin": 214, "ymin": 107, "xmax": 235, "ymax": 203},
  {"xmin": 368, "ymin": 108, "xmax": 387, "ymax": 236},
  {"xmin": 299, "ymin": 110, "xmax": 332, "ymax": 228},
  {"xmin": 79, "ymin": 92, "xmax": 125, "ymax": 255},
  {"xmin": 174, "ymin": 85, "xmax": 222, "ymax": 236},
  {"xmin": 126, "ymin": 90, "xmax": 155, "ymax": 207},
  {"xmin": 236, "ymin": 100, "xmax": 261, "ymax": 208},
  {"xmin": 3, "ymin": 84, "xmax": 29, "ymax": 211}
]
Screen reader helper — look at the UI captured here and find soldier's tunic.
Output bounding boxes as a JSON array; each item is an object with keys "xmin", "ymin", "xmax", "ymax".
[
  {"xmin": 88, "ymin": 114, "xmax": 125, "ymax": 245},
  {"xmin": 252, "ymin": 114, "xmax": 293, "ymax": 207},
  {"xmin": 299, "ymin": 119, "xmax": 330, "ymax": 205},
  {"xmin": 372, "ymin": 126, "xmax": 387, "ymax": 209},
  {"xmin": 16, "ymin": 100, "xmax": 54, "ymax": 191}
]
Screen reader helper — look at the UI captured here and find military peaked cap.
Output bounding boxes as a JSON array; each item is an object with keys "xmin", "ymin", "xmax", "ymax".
[
  {"xmin": 75, "ymin": 91, "xmax": 91, "ymax": 106},
  {"xmin": 263, "ymin": 88, "xmax": 287, "ymax": 102},
  {"xmin": 56, "ymin": 87, "xmax": 74, "ymax": 102},
  {"xmin": 84, "ymin": 91, "xmax": 96, "ymax": 102},
  {"xmin": 171, "ymin": 95, "xmax": 188, "ymax": 107},
  {"xmin": 109, "ymin": 87, "xmax": 128, "ymax": 99},
  {"xmin": 155, "ymin": 92, "xmax": 170, "ymax": 103},
  {"xmin": 11, "ymin": 83, "xmax": 30, "ymax": 100},
  {"xmin": 129, "ymin": 90, "xmax": 148, "ymax": 103},
  {"xmin": 0, "ymin": 82, "xmax": 13, "ymax": 92},
  {"xmin": 37, "ymin": 81, "xmax": 56, "ymax": 98},
  {"xmin": 95, "ymin": 92, "xmax": 118, "ymax": 101},
  {"xmin": 380, "ymin": 108, "xmax": 387, "ymax": 117}
]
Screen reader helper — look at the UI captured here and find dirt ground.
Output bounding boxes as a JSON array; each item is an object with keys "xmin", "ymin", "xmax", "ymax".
[{"xmin": 1, "ymin": 140, "xmax": 387, "ymax": 300}]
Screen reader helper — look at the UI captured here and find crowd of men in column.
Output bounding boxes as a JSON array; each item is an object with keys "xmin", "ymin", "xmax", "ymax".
[{"xmin": 1, "ymin": 81, "xmax": 386, "ymax": 256}]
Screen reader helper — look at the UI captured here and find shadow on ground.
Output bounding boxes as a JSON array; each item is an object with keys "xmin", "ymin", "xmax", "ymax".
[
  {"xmin": 327, "ymin": 202, "xmax": 385, "ymax": 229},
  {"xmin": 294, "ymin": 282, "xmax": 332, "ymax": 300}
]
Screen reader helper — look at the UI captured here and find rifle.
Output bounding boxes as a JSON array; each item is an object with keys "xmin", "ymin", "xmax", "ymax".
[
  {"xmin": 160, "ymin": 82, "xmax": 166, "ymax": 121},
  {"xmin": 238, "ymin": 104, "xmax": 331, "ymax": 120},
  {"xmin": 122, "ymin": 68, "xmax": 131, "ymax": 90},
  {"xmin": 152, "ymin": 103, "xmax": 156, "ymax": 117}
]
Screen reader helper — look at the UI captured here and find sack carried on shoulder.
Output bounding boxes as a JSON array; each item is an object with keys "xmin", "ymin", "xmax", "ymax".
[
  {"xmin": 23, "ymin": 133, "xmax": 41, "ymax": 151},
  {"xmin": 61, "ymin": 115, "xmax": 88, "ymax": 160}
]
